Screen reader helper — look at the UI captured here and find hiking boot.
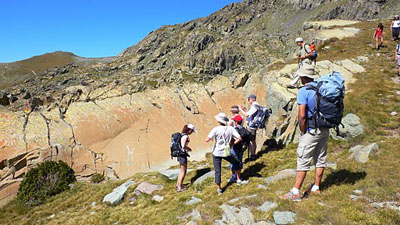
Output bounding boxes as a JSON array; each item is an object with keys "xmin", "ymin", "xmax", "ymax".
[
  {"xmin": 236, "ymin": 179, "xmax": 249, "ymax": 186},
  {"xmin": 250, "ymin": 154, "xmax": 257, "ymax": 160},
  {"xmin": 279, "ymin": 191, "xmax": 302, "ymax": 202},
  {"xmin": 217, "ymin": 189, "xmax": 223, "ymax": 195},
  {"xmin": 176, "ymin": 186, "xmax": 188, "ymax": 192}
]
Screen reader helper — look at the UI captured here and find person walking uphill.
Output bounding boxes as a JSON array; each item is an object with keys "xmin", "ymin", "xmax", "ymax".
[
  {"xmin": 239, "ymin": 94, "xmax": 260, "ymax": 160},
  {"xmin": 287, "ymin": 37, "xmax": 314, "ymax": 88},
  {"xmin": 279, "ymin": 64, "xmax": 330, "ymax": 201},
  {"xmin": 176, "ymin": 124, "xmax": 196, "ymax": 192},
  {"xmin": 373, "ymin": 23, "xmax": 384, "ymax": 50},
  {"xmin": 396, "ymin": 40, "xmax": 400, "ymax": 76},
  {"xmin": 391, "ymin": 15, "xmax": 400, "ymax": 41},
  {"xmin": 205, "ymin": 113, "xmax": 245, "ymax": 195}
]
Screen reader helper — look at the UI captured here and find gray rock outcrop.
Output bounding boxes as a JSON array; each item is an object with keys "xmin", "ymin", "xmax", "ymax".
[
  {"xmin": 257, "ymin": 201, "xmax": 278, "ymax": 212},
  {"xmin": 348, "ymin": 143, "xmax": 379, "ymax": 163},
  {"xmin": 331, "ymin": 113, "xmax": 364, "ymax": 140},
  {"xmin": 193, "ymin": 171, "xmax": 215, "ymax": 186},
  {"xmin": 265, "ymin": 169, "xmax": 297, "ymax": 185},
  {"xmin": 102, "ymin": 180, "xmax": 134, "ymax": 205},
  {"xmin": 273, "ymin": 211, "xmax": 296, "ymax": 225},
  {"xmin": 133, "ymin": 182, "xmax": 163, "ymax": 195}
]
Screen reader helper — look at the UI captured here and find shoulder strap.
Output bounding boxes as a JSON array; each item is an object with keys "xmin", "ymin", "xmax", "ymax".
[{"xmin": 304, "ymin": 44, "xmax": 311, "ymax": 54}]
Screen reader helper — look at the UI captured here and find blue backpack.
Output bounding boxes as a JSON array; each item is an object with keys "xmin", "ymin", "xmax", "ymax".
[
  {"xmin": 247, "ymin": 105, "xmax": 272, "ymax": 129},
  {"xmin": 306, "ymin": 71, "xmax": 345, "ymax": 133}
]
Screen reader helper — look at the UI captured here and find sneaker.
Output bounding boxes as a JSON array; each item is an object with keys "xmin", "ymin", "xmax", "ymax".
[
  {"xmin": 176, "ymin": 186, "xmax": 188, "ymax": 192},
  {"xmin": 217, "ymin": 189, "xmax": 223, "ymax": 195},
  {"xmin": 279, "ymin": 191, "xmax": 302, "ymax": 201},
  {"xmin": 236, "ymin": 179, "xmax": 249, "ymax": 186}
]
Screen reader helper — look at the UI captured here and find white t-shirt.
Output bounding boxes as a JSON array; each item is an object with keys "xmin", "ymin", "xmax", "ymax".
[
  {"xmin": 393, "ymin": 20, "xmax": 400, "ymax": 28},
  {"xmin": 181, "ymin": 134, "xmax": 189, "ymax": 151},
  {"xmin": 207, "ymin": 125, "xmax": 240, "ymax": 157},
  {"xmin": 247, "ymin": 102, "xmax": 260, "ymax": 117}
]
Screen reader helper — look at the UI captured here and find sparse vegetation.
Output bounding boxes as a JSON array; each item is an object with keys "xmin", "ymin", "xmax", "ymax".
[
  {"xmin": 16, "ymin": 160, "xmax": 76, "ymax": 207},
  {"xmin": 90, "ymin": 173, "xmax": 105, "ymax": 184}
]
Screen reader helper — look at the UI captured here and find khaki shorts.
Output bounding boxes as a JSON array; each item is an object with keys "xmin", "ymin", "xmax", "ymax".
[{"xmin": 297, "ymin": 128, "xmax": 329, "ymax": 171}]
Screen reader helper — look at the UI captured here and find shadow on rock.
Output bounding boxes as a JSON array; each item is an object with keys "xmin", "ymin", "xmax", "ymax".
[
  {"xmin": 190, "ymin": 168, "xmax": 211, "ymax": 184},
  {"xmin": 241, "ymin": 162, "xmax": 266, "ymax": 180},
  {"xmin": 321, "ymin": 169, "xmax": 367, "ymax": 190}
]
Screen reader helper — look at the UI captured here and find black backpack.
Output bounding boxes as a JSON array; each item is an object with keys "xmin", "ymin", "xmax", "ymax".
[
  {"xmin": 170, "ymin": 132, "xmax": 187, "ymax": 158},
  {"xmin": 235, "ymin": 126, "xmax": 251, "ymax": 152}
]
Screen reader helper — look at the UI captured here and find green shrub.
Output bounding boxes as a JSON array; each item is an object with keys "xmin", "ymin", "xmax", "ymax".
[
  {"xmin": 90, "ymin": 173, "xmax": 105, "ymax": 183},
  {"xmin": 17, "ymin": 160, "xmax": 76, "ymax": 206}
]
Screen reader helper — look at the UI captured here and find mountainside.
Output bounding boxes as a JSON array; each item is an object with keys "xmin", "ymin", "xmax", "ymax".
[
  {"xmin": 0, "ymin": 19, "xmax": 399, "ymax": 225},
  {"xmin": 0, "ymin": 0, "xmax": 400, "ymax": 213}
]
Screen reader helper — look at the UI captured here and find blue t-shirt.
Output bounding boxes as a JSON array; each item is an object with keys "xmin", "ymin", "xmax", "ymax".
[{"xmin": 297, "ymin": 82, "xmax": 316, "ymax": 118}]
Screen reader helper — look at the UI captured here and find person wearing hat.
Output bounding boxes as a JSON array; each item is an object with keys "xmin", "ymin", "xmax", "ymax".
[
  {"xmin": 287, "ymin": 37, "xmax": 314, "ymax": 89},
  {"xmin": 280, "ymin": 64, "xmax": 329, "ymax": 201},
  {"xmin": 228, "ymin": 105, "xmax": 244, "ymax": 127},
  {"xmin": 205, "ymin": 112, "xmax": 245, "ymax": 194},
  {"xmin": 227, "ymin": 115, "xmax": 249, "ymax": 184},
  {"xmin": 391, "ymin": 15, "xmax": 400, "ymax": 41},
  {"xmin": 176, "ymin": 124, "xmax": 196, "ymax": 192},
  {"xmin": 239, "ymin": 94, "xmax": 260, "ymax": 160}
]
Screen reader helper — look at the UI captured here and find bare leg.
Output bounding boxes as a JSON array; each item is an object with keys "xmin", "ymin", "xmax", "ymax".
[
  {"xmin": 177, "ymin": 164, "xmax": 187, "ymax": 188},
  {"xmin": 234, "ymin": 170, "xmax": 241, "ymax": 181},
  {"xmin": 376, "ymin": 38, "xmax": 379, "ymax": 50},
  {"xmin": 250, "ymin": 140, "xmax": 257, "ymax": 156},
  {"xmin": 294, "ymin": 171, "xmax": 307, "ymax": 189},
  {"xmin": 314, "ymin": 167, "xmax": 325, "ymax": 187}
]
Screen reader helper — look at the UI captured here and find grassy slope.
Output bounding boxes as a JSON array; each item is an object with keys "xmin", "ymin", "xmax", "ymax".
[{"xmin": 0, "ymin": 21, "xmax": 400, "ymax": 225}]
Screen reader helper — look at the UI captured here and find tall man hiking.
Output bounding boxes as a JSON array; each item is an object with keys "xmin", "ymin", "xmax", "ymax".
[
  {"xmin": 279, "ymin": 64, "xmax": 330, "ymax": 201},
  {"xmin": 287, "ymin": 37, "xmax": 314, "ymax": 89},
  {"xmin": 239, "ymin": 94, "xmax": 260, "ymax": 160}
]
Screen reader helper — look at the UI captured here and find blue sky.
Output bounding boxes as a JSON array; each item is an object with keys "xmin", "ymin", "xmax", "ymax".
[{"xmin": 0, "ymin": 0, "xmax": 237, "ymax": 63}]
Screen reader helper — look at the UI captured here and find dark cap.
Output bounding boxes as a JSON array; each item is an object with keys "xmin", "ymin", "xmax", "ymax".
[{"xmin": 248, "ymin": 94, "xmax": 256, "ymax": 100}]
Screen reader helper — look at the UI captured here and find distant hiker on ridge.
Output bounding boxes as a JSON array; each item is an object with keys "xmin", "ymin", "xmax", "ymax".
[
  {"xmin": 391, "ymin": 15, "xmax": 400, "ymax": 41},
  {"xmin": 287, "ymin": 37, "xmax": 315, "ymax": 89},
  {"xmin": 373, "ymin": 23, "xmax": 385, "ymax": 50},
  {"xmin": 170, "ymin": 124, "xmax": 196, "ymax": 192},
  {"xmin": 396, "ymin": 40, "xmax": 400, "ymax": 76},
  {"xmin": 205, "ymin": 112, "xmax": 246, "ymax": 195},
  {"xmin": 280, "ymin": 64, "xmax": 345, "ymax": 201}
]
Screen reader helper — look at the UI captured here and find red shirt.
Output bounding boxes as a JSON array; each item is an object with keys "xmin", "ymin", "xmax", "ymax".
[{"xmin": 375, "ymin": 27, "xmax": 383, "ymax": 37}]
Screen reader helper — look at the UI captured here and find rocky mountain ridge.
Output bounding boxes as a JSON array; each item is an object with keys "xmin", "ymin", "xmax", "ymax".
[{"xmin": 0, "ymin": 0, "xmax": 399, "ymax": 207}]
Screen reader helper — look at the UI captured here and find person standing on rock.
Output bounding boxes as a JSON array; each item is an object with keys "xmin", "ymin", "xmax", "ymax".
[
  {"xmin": 176, "ymin": 124, "xmax": 196, "ymax": 192},
  {"xmin": 205, "ymin": 112, "xmax": 245, "ymax": 194},
  {"xmin": 239, "ymin": 94, "xmax": 260, "ymax": 160},
  {"xmin": 287, "ymin": 37, "xmax": 314, "ymax": 89},
  {"xmin": 396, "ymin": 40, "xmax": 400, "ymax": 76},
  {"xmin": 279, "ymin": 64, "xmax": 329, "ymax": 201},
  {"xmin": 391, "ymin": 15, "xmax": 400, "ymax": 41}
]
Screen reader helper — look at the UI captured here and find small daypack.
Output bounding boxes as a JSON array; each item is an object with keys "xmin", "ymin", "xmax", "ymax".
[
  {"xmin": 306, "ymin": 43, "xmax": 318, "ymax": 61},
  {"xmin": 306, "ymin": 71, "xmax": 345, "ymax": 134},
  {"xmin": 170, "ymin": 133, "xmax": 187, "ymax": 158},
  {"xmin": 235, "ymin": 126, "xmax": 251, "ymax": 152},
  {"xmin": 247, "ymin": 105, "xmax": 272, "ymax": 129}
]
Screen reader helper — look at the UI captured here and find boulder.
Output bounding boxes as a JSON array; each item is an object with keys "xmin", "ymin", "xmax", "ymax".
[
  {"xmin": 331, "ymin": 114, "xmax": 364, "ymax": 140},
  {"xmin": 232, "ymin": 73, "xmax": 249, "ymax": 88},
  {"xmin": 265, "ymin": 169, "xmax": 296, "ymax": 185},
  {"xmin": 215, "ymin": 204, "xmax": 254, "ymax": 225},
  {"xmin": 193, "ymin": 170, "xmax": 215, "ymax": 186},
  {"xmin": 152, "ymin": 195, "xmax": 164, "ymax": 202},
  {"xmin": 134, "ymin": 182, "xmax": 163, "ymax": 195},
  {"xmin": 185, "ymin": 196, "xmax": 202, "ymax": 205},
  {"xmin": 159, "ymin": 169, "xmax": 194, "ymax": 180},
  {"xmin": 102, "ymin": 180, "xmax": 134, "ymax": 205},
  {"xmin": 348, "ymin": 143, "xmax": 379, "ymax": 163},
  {"xmin": 273, "ymin": 211, "xmax": 296, "ymax": 224},
  {"xmin": 257, "ymin": 201, "xmax": 278, "ymax": 212}
]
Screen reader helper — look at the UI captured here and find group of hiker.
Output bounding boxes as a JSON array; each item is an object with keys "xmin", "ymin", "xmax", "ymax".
[
  {"xmin": 171, "ymin": 33, "xmax": 344, "ymax": 201},
  {"xmin": 172, "ymin": 94, "xmax": 269, "ymax": 194}
]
